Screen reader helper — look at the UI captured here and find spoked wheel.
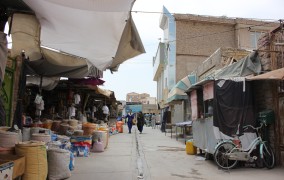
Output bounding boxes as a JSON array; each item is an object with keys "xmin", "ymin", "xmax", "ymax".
[
  {"xmin": 262, "ymin": 142, "xmax": 275, "ymax": 169},
  {"xmin": 214, "ymin": 141, "xmax": 238, "ymax": 169}
]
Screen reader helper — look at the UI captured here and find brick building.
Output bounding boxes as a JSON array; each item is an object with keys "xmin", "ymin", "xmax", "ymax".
[{"xmin": 153, "ymin": 6, "xmax": 278, "ymax": 123}]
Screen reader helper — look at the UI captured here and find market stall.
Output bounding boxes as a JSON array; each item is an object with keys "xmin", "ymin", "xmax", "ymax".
[{"xmin": 187, "ymin": 50, "xmax": 263, "ymax": 155}]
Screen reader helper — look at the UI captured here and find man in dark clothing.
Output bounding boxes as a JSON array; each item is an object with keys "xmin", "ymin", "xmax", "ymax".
[
  {"xmin": 137, "ymin": 111, "xmax": 145, "ymax": 134},
  {"xmin": 124, "ymin": 110, "xmax": 135, "ymax": 134},
  {"xmin": 161, "ymin": 108, "xmax": 171, "ymax": 132}
]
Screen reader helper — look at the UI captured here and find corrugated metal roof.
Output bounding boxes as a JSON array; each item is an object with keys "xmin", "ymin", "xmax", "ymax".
[{"xmin": 0, "ymin": 0, "xmax": 32, "ymax": 12}]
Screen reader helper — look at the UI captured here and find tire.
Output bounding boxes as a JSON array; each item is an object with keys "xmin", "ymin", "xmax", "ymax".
[
  {"xmin": 214, "ymin": 141, "xmax": 238, "ymax": 169},
  {"xmin": 261, "ymin": 142, "xmax": 275, "ymax": 169}
]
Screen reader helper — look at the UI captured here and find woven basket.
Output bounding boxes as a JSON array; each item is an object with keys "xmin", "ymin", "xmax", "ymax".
[
  {"xmin": 0, "ymin": 130, "xmax": 20, "ymax": 148},
  {"xmin": 51, "ymin": 121, "xmax": 61, "ymax": 132},
  {"xmin": 68, "ymin": 119, "xmax": 78, "ymax": 128},
  {"xmin": 82, "ymin": 123, "xmax": 97, "ymax": 136},
  {"xmin": 31, "ymin": 133, "xmax": 51, "ymax": 144},
  {"xmin": 15, "ymin": 141, "xmax": 47, "ymax": 180},
  {"xmin": 59, "ymin": 123, "xmax": 70, "ymax": 135},
  {"xmin": 42, "ymin": 120, "xmax": 53, "ymax": 130},
  {"xmin": 62, "ymin": 119, "xmax": 69, "ymax": 124}
]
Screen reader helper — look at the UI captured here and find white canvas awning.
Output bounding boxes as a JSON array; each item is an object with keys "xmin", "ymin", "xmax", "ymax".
[
  {"xmin": 10, "ymin": 13, "xmax": 102, "ymax": 78},
  {"xmin": 22, "ymin": 0, "xmax": 145, "ymax": 71}
]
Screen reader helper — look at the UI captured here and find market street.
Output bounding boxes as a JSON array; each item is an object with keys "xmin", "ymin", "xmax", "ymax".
[{"xmin": 69, "ymin": 124, "xmax": 284, "ymax": 180}]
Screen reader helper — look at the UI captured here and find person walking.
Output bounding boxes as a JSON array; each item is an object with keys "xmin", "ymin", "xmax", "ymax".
[
  {"xmin": 125, "ymin": 110, "xmax": 135, "ymax": 134},
  {"xmin": 137, "ymin": 111, "xmax": 145, "ymax": 134}
]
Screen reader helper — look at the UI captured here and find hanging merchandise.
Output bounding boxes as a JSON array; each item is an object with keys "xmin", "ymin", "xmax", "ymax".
[
  {"xmin": 47, "ymin": 148, "xmax": 72, "ymax": 180},
  {"xmin": 74, "ymin": 93, "xmax": 81, "ymax": 105},
  {"xmin": 15, "ymin": 141, "xmax": 47, "ymax": 180},
  {"xmin": 35, "ymin": 100, "xmax": 44, "ymax": 110},
  {"xmin": 68, "ymin": 105, "xmax": 76, "ymax": 119},
  {"xmin": 34, "ymin": 94, "xmax": 42, "ymax": 104}
]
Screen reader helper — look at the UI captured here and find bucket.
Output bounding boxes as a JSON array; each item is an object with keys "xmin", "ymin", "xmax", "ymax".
[{"xmin": 186, "ymin": 139, "xmax": 197, "ymax": 155}]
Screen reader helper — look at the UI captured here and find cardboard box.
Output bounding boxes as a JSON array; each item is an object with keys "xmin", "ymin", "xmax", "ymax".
[{"xmin": 0, "ymin": 154, "xmax": 25, "ymax": 179}]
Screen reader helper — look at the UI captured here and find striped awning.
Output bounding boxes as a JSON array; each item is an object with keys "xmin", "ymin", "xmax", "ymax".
[{"xmin": 167, "ymin": 75, "xmax": 196, "ymax": 103}]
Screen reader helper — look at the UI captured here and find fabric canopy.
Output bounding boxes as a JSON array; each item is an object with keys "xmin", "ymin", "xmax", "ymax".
[
  {"xmin": 23, "ymin": 0, "xmax": 145, "ymax": 71},
  {"xmin": 82, "ymin": 85, "xmax": 113, "ymax": 98},
  {"xmin": 69, "ymin": 77, "xmax": 105, "ymax": 86},
  {"xmin": 10, "ymin": 13, "xmax": 102, "ymax": 78},
  {"xmin": 26, "ymin": 76, "xmax": 60, "ymax": 91},
  {"xmin": 167, "ymin": 75, "xmax": 196, "ymax": 103}
]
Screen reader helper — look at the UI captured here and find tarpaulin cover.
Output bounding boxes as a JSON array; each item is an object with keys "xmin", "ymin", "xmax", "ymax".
[
  {"xmin": 213, "ymin": 80, "xmax": 256, "ymax": 137},
  {"xmin": 215, "ymin": 51, "xmax": 261, "ymax": 79},
  {"xmin": 192, "ymin": 118, "xmax": 218, "ymax": 154},
  {"xmin": 23, "ymin": 0, "xmax": 145, "ymax": 71}
]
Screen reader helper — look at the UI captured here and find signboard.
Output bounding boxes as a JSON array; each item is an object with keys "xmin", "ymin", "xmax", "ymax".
[{"xmin": 125, "ymin": 104, "xmax": 142, "ymax": 113}]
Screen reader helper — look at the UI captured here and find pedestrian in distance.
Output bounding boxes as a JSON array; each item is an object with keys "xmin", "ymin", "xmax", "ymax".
[
  {"xmin": 124, "ymin": 110, "xmax": 135, "ymax": 134},
  {"xmin": 137, "ymin": 111, "xmax": 145, "ymax": 134}
]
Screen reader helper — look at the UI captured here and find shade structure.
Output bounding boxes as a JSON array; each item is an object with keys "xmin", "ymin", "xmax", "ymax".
[
  {"xmin": 247, "ymin": 67, "xmax": 284, "ymax": 80},
  {"xmin": 69, "ymin": 77, "xmax": 105, "ymax": 86},
  {"xmin": 167, "ymin": 75, "xmax": 196, "ymax": 103},
  {"xmin": 22, "ymin": 0, "xmax": 145, "ymax": 71},
  {"xmin": 10, "ymin": 13, "xmax": 102, "ymax": 78},
  {"xmin": 26, "ymin": 76, "xmax": 60, "ymax": 91}
]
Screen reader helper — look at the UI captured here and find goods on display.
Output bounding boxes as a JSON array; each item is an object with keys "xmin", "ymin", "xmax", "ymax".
[{"xmin": 15, "ymin": 141, "xmax": 47, "ymax": 180}]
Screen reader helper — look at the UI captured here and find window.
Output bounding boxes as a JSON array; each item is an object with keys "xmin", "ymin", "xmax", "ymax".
[{"xmin": 250, "ymin": 31, "xmax": 265, "ymax": 49}]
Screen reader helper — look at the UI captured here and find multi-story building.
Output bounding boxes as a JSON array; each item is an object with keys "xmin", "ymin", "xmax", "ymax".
[
  {"xmin": 153, "ymin": 6, "xmax": 278, "ymax": 124},
  {"xmin": 126, "ymin": 92, "xmax": 140, "ymax": 102},
  {"xmin": 125, "ymin": 92, "xmax": 158, "ymax": 114}
]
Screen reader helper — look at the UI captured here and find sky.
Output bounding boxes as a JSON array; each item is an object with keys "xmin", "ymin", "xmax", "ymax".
[{"xmin": 102, "ymin": 0, "xmax": 284, "ymax": 101}]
